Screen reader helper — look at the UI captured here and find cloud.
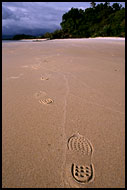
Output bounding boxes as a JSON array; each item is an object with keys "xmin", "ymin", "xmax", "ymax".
[
  {"xmin": 2, "ymin": 2, "xmax": 125, "ymax": 36},
  {"xmin": 2, "ymin": 2, "xmax": 66, "ymax": 35},
  {"xmin": 2, "ymin": 5, "xmax": 16, "ymax": 20}
]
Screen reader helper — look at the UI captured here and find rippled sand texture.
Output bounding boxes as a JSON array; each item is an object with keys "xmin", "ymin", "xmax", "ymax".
[{"xmin": 2, "ymin": 38, "xmax": 125, "ymax": 188}]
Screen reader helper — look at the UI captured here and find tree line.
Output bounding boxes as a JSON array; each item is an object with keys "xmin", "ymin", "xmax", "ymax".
[{"xmin": 42, "ymin": 2, "xmax": 125, "ymax": 39}]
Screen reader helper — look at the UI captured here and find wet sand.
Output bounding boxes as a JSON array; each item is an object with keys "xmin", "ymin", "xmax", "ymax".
[{"xmin": 2, "ymin": 38, "xmax": 125, "ymax": 188}]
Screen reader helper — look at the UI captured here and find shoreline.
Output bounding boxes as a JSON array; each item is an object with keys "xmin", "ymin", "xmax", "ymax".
[{"xmin": 2, "ymin": 37, "xmax": 125, "ymax": 42}]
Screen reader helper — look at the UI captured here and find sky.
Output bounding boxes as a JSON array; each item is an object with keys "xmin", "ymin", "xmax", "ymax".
[{"xmin": 2, "ymin": 2, "xmax": 125, "ymax": 36}]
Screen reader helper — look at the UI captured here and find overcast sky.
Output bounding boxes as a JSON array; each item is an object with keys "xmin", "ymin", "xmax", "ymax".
[{"xmin": 2, "ymin": 2, "xmax": 125, "ymax": 36}]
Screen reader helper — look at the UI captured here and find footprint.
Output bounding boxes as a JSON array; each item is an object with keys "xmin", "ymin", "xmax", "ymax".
[
  {"xmin": 34, "ymin": 91, "xmax": 53, "ymax": 105},
  {"xmin": 65, "ymin": 133, "xmax": 95, "ymax": 187},
  {"xmin": 40, "ymin": 73, "xmax": 52, "ymax": 81},
  {"xmin": 39, "ymin": 98, "xmax": 53, "ymax": 105},
  {"xmin": 71, "ymin": 163, "xmax": 94, "ymax": 184},
  {"xmin": 40, "ymin": 76, "xmax": 49, "ymax": 81},
  {"xmin": 67, "ymin": 133, "xmax": 93, "ymax": 156}
]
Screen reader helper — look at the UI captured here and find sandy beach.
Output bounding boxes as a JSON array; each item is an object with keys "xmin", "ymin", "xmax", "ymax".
[{"xmin": 2, "ymin": 38, "xmax": 125, "ymax": 188}]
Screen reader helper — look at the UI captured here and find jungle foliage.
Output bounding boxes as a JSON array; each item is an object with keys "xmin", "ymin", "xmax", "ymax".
[{"xmin": 43, "ymin": 2, "xmax": 125, "ymax": 39}]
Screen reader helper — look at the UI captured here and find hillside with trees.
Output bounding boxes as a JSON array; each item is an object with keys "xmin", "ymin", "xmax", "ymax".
[
  {"xmin": 42, "ymin": 2, "xmax": 125, "ymax": 39},
  {"xmin": 12, "ymin": 34, "xmax": 35, "ymax": 40}
]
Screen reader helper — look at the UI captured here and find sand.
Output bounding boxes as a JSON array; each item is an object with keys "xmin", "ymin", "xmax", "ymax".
[{"xmin": 2, "ymin": 38, "xmax": 125, "ymax": 188}]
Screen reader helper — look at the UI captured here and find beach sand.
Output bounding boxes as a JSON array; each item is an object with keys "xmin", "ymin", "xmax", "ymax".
[{"xmin": 2, "ymin": 38, "xmax": 125, "ymax": 188}]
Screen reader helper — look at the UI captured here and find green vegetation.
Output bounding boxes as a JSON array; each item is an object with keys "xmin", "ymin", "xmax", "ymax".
[
  {"xmin": 41, "ymin": 29, "xmax": 64, "ymax": 39},
  {"xmin": 43, "ymin": 2, "xmax": 125, "ymax": 39},
  {"xmin": 12, "ymin": 34, "xmax": 35, "ymax": 40}
]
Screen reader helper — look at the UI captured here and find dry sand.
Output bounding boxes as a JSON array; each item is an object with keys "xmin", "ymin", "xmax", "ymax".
[{"xmin": 2, "ymin": 38, "xmax": 125, "ymax": 188}]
